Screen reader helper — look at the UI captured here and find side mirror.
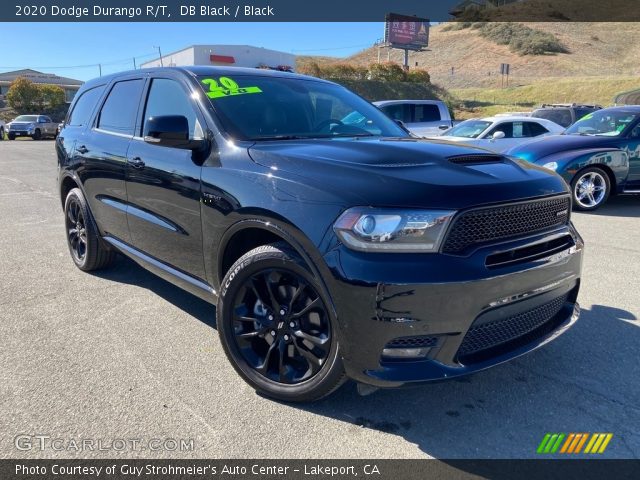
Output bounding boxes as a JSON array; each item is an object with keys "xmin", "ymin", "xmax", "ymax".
[
  {"xmin": 491, "ymin": 130, "xmax": 506, "ymax": 140},
  {"xmin": 395, "ymin": 119, "xmax": 411, "ymax": 133},
  {"xmin": 144, "ymin": 115, "xmax": 202, "ymax": 149}
]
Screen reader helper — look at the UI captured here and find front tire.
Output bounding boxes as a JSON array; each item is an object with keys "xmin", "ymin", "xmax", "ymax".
[
  {"xmin": 32, "ymin": 129, "xmax": 41, "ymax": 140},
  {"xmin": 0, "ymin": 127, "xmax": 4, "ymax": 140},
  {"xmin": 571, "ymin": 167, "xmax": 610, "ymax": 211},
  {"xmin": 217, "ymin": 243, "xmax": 346, "ymax": 402},
  {"xmin": 8, "ymin": 133, "xmax": 15, "ymax": 140},
  {"xmin": 64, "ymin": 188, "xmax": 114, "ymax": 271}
]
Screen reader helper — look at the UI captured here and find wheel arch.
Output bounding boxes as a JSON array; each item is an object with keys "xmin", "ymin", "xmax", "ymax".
[
  {"xmin": 215, "ymin": 217, "xmax": 337, "ymax": 318},
  {"xmin": 571, "ymin": 163, "xmax": 618, "ymax": 196},
  {"xmin": 60, "ymin": 174, "xmax": 81, "ymax": 208}
]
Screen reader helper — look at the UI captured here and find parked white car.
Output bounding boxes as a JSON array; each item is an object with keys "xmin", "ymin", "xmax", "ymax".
[
  {"xmin": 374, "ymin": 100, "xmax": 454, "ymax": 137},
  {"xmin": 431, "ymin": 116, "xmax": 564, "ymax": 152}
]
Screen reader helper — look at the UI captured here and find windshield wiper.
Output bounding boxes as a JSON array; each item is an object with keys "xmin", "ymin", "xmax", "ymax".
[{"xmin": 250, "ymin": 135, "xmax": 318, "ymax": 141}]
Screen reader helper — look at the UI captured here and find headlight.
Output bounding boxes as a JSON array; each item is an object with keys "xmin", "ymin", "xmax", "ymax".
[
  {"xmin": 333, "ymin": 207, "xmax": 456, "ymax": 252},
  {"xmin": 542, "ymin": 161, "xmax": 558, "ymax": 171}
]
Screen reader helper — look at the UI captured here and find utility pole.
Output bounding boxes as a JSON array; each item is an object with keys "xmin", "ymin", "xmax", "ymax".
[
  {"xmin": 98, "ymin": 64, "xmax": 102, "ymax": 76},
  {"xmin": 154, "ymin": 46, "xmax": 163, "ymax": 67},
  {"xmin": 133, "ymin": 57, "xmax": 137, "ymax": 69}
]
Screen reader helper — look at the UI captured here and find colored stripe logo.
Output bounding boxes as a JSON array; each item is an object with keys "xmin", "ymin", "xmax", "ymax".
[{"xmin": 537, "ymin": 433, "xmax": 613, "ymax": 454}]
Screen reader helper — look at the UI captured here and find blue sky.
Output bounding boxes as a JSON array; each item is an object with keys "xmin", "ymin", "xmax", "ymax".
[{"xmin": 0, "ymin": 23, "xmax": 385, "ymax": 80}]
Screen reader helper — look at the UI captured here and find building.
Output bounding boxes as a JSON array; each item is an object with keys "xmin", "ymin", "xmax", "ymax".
[
  {"xmin": 0, "ymin": 69, "xmax": 83, "ymax": 103},
  {"xmin": 141, "ymin": 45, "xmax": 295, "ymax": 72}
]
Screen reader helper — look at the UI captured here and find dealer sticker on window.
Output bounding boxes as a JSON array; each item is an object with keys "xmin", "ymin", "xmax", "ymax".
[{"xmin": 201, "ymin": 77, "xmax": 262, "ymax": 99}]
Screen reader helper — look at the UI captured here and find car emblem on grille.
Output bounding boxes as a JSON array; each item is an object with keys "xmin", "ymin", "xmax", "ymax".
[{"xmin": 557, "ymin": 209, "xmax": 568, "ymax": 217}]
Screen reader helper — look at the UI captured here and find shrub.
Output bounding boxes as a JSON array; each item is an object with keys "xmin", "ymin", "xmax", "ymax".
[
  {"xmin": 368, "ymin": 62, "xmax": 407, "ymax": 82},
  {"xmin": 405, "ymin": 69, "xmax": 431, "ymax": 84}
]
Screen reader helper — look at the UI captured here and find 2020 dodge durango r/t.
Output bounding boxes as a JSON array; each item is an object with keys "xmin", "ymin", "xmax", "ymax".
[{"xmin": 56, "ymin": 67, "xmax": 583, "ymax": 402}]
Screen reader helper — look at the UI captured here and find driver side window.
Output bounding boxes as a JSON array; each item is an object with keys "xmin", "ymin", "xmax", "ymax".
[
  {"xmin": 630, "ymin": 123, "xmax": 640, "ymax": 138},
  {"xmin": 487, "ymin": 122, "xmax": 514, "ymax": 138},
  {"xmin": 143, "ymin": 78, "xmax": 202, "ymax": 139}
]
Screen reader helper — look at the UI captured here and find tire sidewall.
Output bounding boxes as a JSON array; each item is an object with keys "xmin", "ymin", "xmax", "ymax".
[
  {"xmin": 64, "ymin": 188, "xmax": 91, "ymax": 269},
  {"xmin": 217, "ymin": 246, "xmax": 343, "ymax": 402},
  {"xmin": 571, "ymin": 167, "xmax": 610, "ymax": 211}
]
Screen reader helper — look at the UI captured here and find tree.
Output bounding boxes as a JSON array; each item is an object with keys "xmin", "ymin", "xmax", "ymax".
[
  {"xmin": 39, "ymin": 84, "xmax": 66, "ymax": 110},
  {"xmin": 6, "ymin": 77, "xmax": 40, "ymax": 112}
]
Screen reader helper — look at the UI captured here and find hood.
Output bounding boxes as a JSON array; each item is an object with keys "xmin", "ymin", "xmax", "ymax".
[
  {"xmin": 508, "ymin": 134, "xmax": 620, "ymax": 162},
  {"xmin": 247, "ymin": 137, "xmax": 568, "ymax": 209}
]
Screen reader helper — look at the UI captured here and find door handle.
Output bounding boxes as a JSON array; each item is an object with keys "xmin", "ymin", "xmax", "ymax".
[
  {"xmin": 76, "ymin": 145, "xmax": 88, "ymax": 154},
  {"xmin": 130, "ymin": 157, "xmax": 145, "ymax": 169}
]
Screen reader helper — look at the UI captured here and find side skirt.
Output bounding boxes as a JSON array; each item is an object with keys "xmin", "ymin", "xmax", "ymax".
[{"xmin": 103, "ymin": 236, "xmax": 218, "ymax": 305}]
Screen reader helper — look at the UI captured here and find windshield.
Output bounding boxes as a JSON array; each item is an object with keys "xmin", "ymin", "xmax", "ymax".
[
  {"xmin": 197, "ymin": 75, "xmax": 407, "ymax": 141},
  {"xmin": 565, "ymin": 110, "xmax": 639, "ymax": 136},
  {"xmin": 443, "ymin": 120, "xmax": 491, "ymax": 138},
  {"xmin": 14, "ymin": 115, "xmax": 38, "ymax": 122}
]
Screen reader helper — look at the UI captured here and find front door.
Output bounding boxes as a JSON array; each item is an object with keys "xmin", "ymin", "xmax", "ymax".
[{"xmin": 125, "ymin": 76, "xmax": 206, "ymax": 279}]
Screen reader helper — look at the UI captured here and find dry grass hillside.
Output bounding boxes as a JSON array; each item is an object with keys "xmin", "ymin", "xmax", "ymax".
[{"xmin": 343, "ymin": 23, "xmax": 640, "ymax": 89}]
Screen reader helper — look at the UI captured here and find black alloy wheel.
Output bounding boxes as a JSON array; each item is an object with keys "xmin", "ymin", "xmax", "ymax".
[
  {"xmin": 217, "ymin": 243, "xmax": 345, "ymax": 402},
  {"xmin": 63, "ymin": 188, "xmax": 114, "ymax": 271},
  {"xmin": 66, "ymin": 196, "xmax": 87, "ymax": 264}
]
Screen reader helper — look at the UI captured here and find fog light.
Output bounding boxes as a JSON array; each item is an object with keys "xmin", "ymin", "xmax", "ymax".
[{"xmin": 382, "ymin": 347, "xmax": 431, "ymax": 359}]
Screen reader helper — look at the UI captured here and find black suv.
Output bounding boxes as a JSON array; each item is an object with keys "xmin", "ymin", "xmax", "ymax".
[
  {"xmin": 531, "ymin": 103, "xmax": 602, "ymax": 128},
  {"xmin": 57, "ymin": 67, "xmax": 583, "ymax": 401}
]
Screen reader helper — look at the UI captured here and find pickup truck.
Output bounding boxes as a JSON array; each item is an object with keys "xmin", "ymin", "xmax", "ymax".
[
  {"xmin": 374, "ymin": 99, "xmax": 455, "ymax": 137},
  {"xmin": 6, "ymin": 115, "xmax": 59, "ymax": 140}
]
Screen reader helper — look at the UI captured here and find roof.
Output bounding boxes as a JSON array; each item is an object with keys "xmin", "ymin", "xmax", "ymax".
[
  {"xmin": 373, "ymin": 100, "xmax": 445, "ymax": 106},
  {"xmin": 0, "ymin": 69, "xmax": 83, "ymax": 86},
  {"xmin": 141, "ymin": 44, "xmax": 295, "ymax": 66},
  {"xmin": 80, "ymin": 66, "xmax": 327, "ymax": 90}
]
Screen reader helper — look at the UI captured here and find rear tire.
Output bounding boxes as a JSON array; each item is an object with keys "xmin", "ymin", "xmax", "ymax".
[
  {"xmin": 571, "ymin": 167, "xmax": 610, "ymax": 211},
  {"xmin": 64, "ymin": 188, "xmax": 114, "ymax": 271},
  {"xmin": 217, "ymin": 242, "xmax": 346, "ymax": 402}
]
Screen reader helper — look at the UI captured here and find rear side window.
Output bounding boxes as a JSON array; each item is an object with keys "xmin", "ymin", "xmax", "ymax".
[
  {"xmin": 533, "ymin": 108, "xmax": 572, "ymax": 128},
  {"xmin": 525, "ymin": 121, "xmax": 550, "ymax": 137},
  {"xmin": 97, "ymin": 79, "xmax": 144, "ymax": 135},
  {"xmin": 414, "ymin": 104, "xmax": 441, "ymax": 122},
  {"xmin": 380, "ymin": 104, "xmax": 411, "ymax": 123},
  {"xmin": 67, "ymin": 86, "xmax": 104, "ymax": 127}
]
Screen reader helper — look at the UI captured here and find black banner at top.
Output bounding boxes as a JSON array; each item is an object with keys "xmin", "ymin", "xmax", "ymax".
[{"xmin": 2, "ymin": 0, "xmax": 640, "ymax": 22}]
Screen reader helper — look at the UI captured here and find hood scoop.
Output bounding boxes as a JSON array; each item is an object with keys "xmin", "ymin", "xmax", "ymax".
[{"xmin": 447, "ymin": 154, "xmax": 505, "ymax": 165}]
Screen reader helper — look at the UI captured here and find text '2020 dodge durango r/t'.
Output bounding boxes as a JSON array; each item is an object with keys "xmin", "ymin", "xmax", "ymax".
[{"xmin": 56, "ymin": 67, "xmax": 583, "ymax": 401}]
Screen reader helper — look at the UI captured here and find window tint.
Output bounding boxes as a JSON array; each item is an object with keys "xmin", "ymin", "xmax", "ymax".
[
  {"xmin": 67, "ymin": 86, "xmax": 104, "ymax": 127},
  {"xmin": 525, "ymin": 121, "xmax": 549, "ymax": 137},
  {"xmin": 414, "ymin": 104, "xmax": 441, "ymax": 122},
  {"xmin": 143, "ymin": 78, "xmax": 202, "ymax": 139},
  {"xmin": 381, "ymin": 104, "xmax": 411, "ymax": 123},
  {"xmin": 97, "ymin": 79, "xmax": 144, "ymax": 135},
  {"xmin": 629, "ymin": 122, "xmax": 640, "ymax": 138}
]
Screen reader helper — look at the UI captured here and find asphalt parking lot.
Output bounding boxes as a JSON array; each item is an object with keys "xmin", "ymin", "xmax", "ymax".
[{"xmin": 1, "ymin": 140, "xmax": 639, "ymax": 460}]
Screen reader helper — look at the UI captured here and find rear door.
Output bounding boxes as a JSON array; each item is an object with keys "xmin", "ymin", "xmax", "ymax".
[
  {"xmin": 125, "ymin": 74, "xmax": 207, "ymax": 279},
  {"xmin": 76, "ymin": 77, "xmax": 145, "ymax": 243}
]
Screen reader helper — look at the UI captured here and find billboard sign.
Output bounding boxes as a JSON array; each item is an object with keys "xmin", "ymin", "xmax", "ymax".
[{"xmin": 385, "ymin": 13, "xmax": 430, "ymax": 50}]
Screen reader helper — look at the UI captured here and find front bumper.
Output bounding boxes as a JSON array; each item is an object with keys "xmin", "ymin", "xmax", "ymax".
[{"xmin": 322, "ymin": 224, "xmax": 584, "ymax": 387}]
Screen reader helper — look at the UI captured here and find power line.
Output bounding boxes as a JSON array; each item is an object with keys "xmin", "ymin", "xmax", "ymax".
[
  {"xmin": 0, "ymin": 52, "xmax": 158, "ymax": 71},
  {"xmin": 292, "ymin": 43, "xmax": 372, "ymax": 52}
]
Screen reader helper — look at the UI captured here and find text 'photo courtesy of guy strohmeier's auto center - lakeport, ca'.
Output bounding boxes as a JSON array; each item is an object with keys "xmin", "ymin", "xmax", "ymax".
[{"xmin": 1, "ymin": 0, "xmax": 640, "ymax": 479}]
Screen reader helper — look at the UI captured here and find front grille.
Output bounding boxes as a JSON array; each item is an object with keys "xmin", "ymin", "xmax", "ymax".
[
  {"xmin": 385, "ymin": 335, "xmax": 439, "ymax": 349},
  {"xmin": 442, "ymin": 196, "xmax": 570, "ymax": 254},
  {"xmin": 457, "ymin": 293, "xmax": 569, "ymax": 364}
]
